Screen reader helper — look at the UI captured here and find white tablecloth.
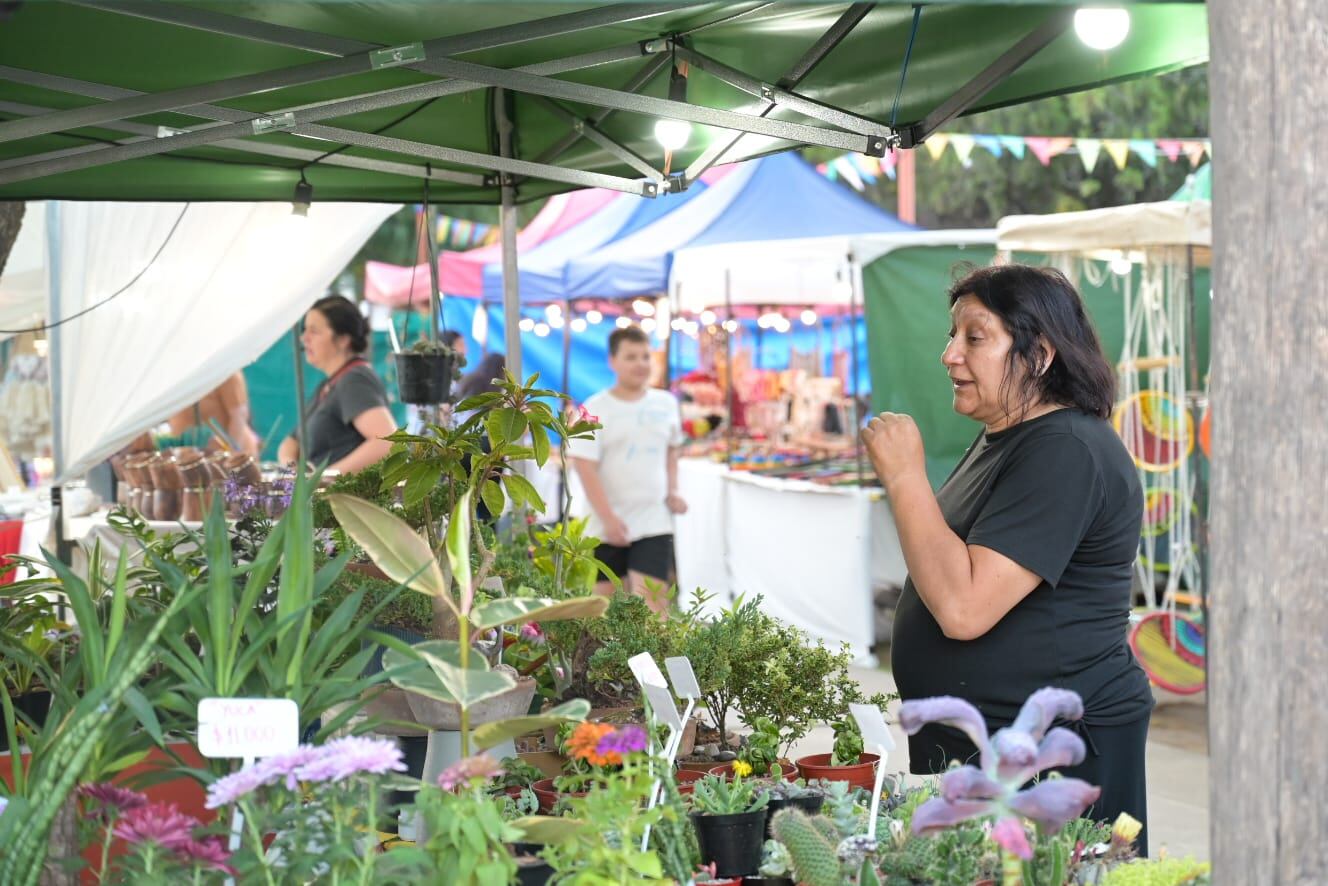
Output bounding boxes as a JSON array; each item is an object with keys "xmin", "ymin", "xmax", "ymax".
[{"xmin": 674, "ymin": 458, "xmax": 907, "ymax": 662}]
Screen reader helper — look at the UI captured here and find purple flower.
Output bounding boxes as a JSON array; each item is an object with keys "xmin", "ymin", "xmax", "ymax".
[
  {"xmin": 175, "ymin": 836, "xmax": 235, "ymax": 874},
  {"xmin": 112, "ymin": 803, "xmax": 199, "ymax": 849},
  {"xmin": 595, "ymin": 724, "xmax": 648, "ymax": 756},
  {"xmin": 991, "ymin": 816, "xmax": 1033, "ymax": 860},
  {"xmin": 291, "ymin": 736, "xmax": 406, "ymax": 784},
  {"xmin": 437, "ymin": 754, "xmax": 505, "ymax": 792},
  {"xmin": 205, "ymin": 761, "xmax": 277, "ymax": 809},
  {"xmin": 78, "ymin": 782, "xmax": 149, "ymax": 819},
  {"xmin": 898, "ymin": 696, "xmax": 992, "ymax": 772},
  {"xmin": 903, "ymin": 687, "xmax": 1101, "ymax": 839},
  {"xmin": 0, "ymin": 797, "xmax": 8, "ymax": 819}
]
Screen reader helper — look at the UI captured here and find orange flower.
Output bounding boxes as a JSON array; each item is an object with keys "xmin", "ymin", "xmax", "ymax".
[{"xmin": 566, "ymin": 722, "xmax": 619, "ymax": 766}]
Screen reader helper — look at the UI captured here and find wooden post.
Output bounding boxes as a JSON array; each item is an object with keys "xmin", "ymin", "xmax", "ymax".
[{"xmin": 1208, "ymin": 1, "xmax": 1328, "ymax": 880}]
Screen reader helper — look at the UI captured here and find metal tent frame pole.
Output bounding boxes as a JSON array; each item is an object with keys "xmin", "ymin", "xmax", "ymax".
[
  {"xmin": 561, "ymin": 299, "xmax": 573, "ymax": 396},
  {"xmin": 497, "ymin": 89, "xmax": 522, "ymax": 381},
  {"xmin": 849, "ymin": 257, "xmax": 865, "ymax": 486},
  {"xmin": 724, "ymin": 270, "xmax": 734, "ymax": 471}
]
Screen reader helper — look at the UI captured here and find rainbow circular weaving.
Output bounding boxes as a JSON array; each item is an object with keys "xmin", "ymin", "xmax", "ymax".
[
  {"xmin": 1112, "ymin": 391, "xmax": 1195, "ymax": 472},
  {"xmin": 1129, "ymin": 612, "xmax": 1206, "ymax": 695}
]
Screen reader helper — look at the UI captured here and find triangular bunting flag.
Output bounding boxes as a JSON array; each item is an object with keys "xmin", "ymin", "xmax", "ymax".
[
  {"xmin": 1182, "ymin": 140, "xmax": 1208, "ymax": 167},
  {"xmin": 999, "ymin": 136, "xmax": 1026, "ymax": 159},
  {"xmin": 834, "ymin": 156, "xmax": 865, "ymax": 191},
  {"xmin": 1103, "ymin": 139, "xmax": 1131, "ymax": 169},
  {"xmin": 1128, "ymin": 139, "xmax": 1158, "ymax": 168},
  {"xmin": 1077, "ymin": 138, "xmax": 1103, "ymax": 173},
  {"xmin": 974, "ymin": 134, "xmax": 1003, "ymax": 158},
  {"xmin": 950, "ymin": 134, "xmax": 977, "ymax": 167},
  {"xmin": 923, "ymin": 133, "xmax": 951, "ymax": 161},
  {"xmin": 1025, "ymin": 137, "xmax": 1072, "ymax": 166},
  {"xmin": 848, "ymin": 153, "xmax": 879, "ymax": 184},
  {"xmin": 1157, "ymin": 139, "xmax": 1183, "ymax": 163}
]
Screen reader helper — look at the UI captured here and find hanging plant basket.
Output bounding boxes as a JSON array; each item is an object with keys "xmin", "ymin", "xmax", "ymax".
[{"xmin": 395, "ymin": 350, "xmax": 456, "ymax": 405}]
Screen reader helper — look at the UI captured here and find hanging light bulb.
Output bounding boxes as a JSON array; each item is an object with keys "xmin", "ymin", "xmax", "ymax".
[
  {"xmin": 534, "ymin": 322, "xmax": 551, "ymax": 337},
  {"xmin": 615, "ymin": 316, "xmax": 632, "ymax": 329},
  {"xmin": 800, "ymin": 309, "xmax": 818, "ymax": 326},
  {"xmin": 1109, "ymin": 253, "xmax": 1134, "ymax": 276},
  {"xmin": 518, "ymin": 317, "xmax": 535, "ymax": 332},
  {"xmin": 1074, "ymin": 8, "xmax": 1130, "ymax": 51},
  {"xmin": 291, "ymin": 172, "xmax": 313, "ymax": 217},
  {"xmin": 773, "ymin": 316, "xmax": 792, "ymax": 333},
  {"xmin": 545, "ymin": 303, "xmax": 562, "ymax": 320},
  {"xmin": 654, "ymin": 61, "xmax": 692, "ymax": 151},
  {"xmin": 699, "ymin": 309, "xmax": 717, "ymax": 326},
  {"xmin": 631, "ymin": 298, "xmax": 656, "ymax": 317},
  {"xmin": 722, "ymin": 319, "xmax": 738, "ymax": 333},
  {"xmin": 570, "ymin": 317, "xmax": 588, "ymax": 333},
  {"xmin": 671, "ymin": 318, "xmax": 686, "ymax": 331},
  {"xmin": 641, "ymin": 317, "xmax": 657, "ymax": 333},
  {"xmin": 549, "ymin": 314, "xmax": 565, "ymax": 330},
  {"xmin": 586, "ymin": 309, "xmax": 603, "ymax": 325},
  {"xmin": 684, "ymin": 320, "xmax": 700, "ymax": 337}
]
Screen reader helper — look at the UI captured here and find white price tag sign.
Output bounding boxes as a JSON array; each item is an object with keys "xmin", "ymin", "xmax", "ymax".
[
  {"xmin": 664, "ymin": 656, "xmax": 701, "ymax": 699},
  {"xmin": 850, "ymin": 703, "xmax": 896, "ymax": 755},
  {"xmin": 628, "ymin": 652, "xmax": 668, "ymax": 689},
  {"xmin": 642, "ymin": 683, "xmax": 683, "ymax": 731},
  {"xmin": 198, "ymin": 698, "xmax": 299, "ymax": 759}
]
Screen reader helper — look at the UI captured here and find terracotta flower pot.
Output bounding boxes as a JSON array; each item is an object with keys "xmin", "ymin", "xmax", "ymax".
[
  {"xmin": 675, "ymin": 768, "xmax": 707, "ymax": 795},
  {"xmin": 794, "ymin": 752, "xmax": 880, "ymax": 792},
  {"xmin": 531, "ymin": 777, "xmax": 583, "ymax": 813}
]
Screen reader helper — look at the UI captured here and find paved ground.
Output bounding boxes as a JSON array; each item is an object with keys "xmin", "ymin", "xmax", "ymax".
[{"xmin": 786, "ymin": 666, "xmax": 1210, "ymax": 861}]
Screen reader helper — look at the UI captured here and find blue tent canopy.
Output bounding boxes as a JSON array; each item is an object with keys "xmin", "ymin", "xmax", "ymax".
[{"xmin": 562, "ymin": 152, "xmax": 916, "ymax": 299}]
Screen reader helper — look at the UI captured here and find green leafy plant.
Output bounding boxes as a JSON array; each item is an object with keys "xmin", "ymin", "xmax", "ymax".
[
  {"xmin": 1101, "ymin": 856, "xmax": 1211, "ymax": 886},
  {"xmin": 830, "ymin": 715, "xmax": 866, "ymax": 767},
  {"xmin": 689, "ymin": 774, "xmax": 770, "ymax": 816},
  {"xmin": 532, "ymin": 517, "xmax": 618, "ymax": 595},
  {"xmin": 495, "ymin": 756, "xmax": 545, "ymax": 791},
  {"xmin": 740, "ymin": 716, "xmax": 782, "ymax": 776},
  {"xmin": 415, "ymin": 781, "xmax": 521, "ymax": 885}
]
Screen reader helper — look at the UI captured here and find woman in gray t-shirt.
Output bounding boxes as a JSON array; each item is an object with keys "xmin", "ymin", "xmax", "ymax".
[{"xmin": 278, "ymin": 295, "xmax": 395, "ymax": 474}]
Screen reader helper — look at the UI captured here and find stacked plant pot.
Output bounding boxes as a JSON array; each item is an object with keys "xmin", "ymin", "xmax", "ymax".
[{"xmin": 121, "ymin": 452, "xmax": 155, "ymax": 517}]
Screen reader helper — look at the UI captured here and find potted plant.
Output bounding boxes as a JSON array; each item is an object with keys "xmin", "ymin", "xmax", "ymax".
[
  {"xmin": 759, "ymin": 766, "xmax": 826, "ymax": 840},
  {"xmin": 692, "ymin": 860, "xmax": 744, "ymax": 886},
  {"xmin": 394, "ymin": 337, "xmax": 464, "ymax": 405},
  {"xmin": 689, "ymin": 774, "xmax": 770, "ymax": 878},
  {"xmin": 795, "ymin": 715, "xmax": 880, "ymax": 791}
]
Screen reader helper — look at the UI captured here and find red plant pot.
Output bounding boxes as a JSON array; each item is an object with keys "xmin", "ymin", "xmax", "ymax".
[
  {"xmin": 794, "ymin": 752, "xmax": 880, "ymax": 792},
  {"xmin": 675, "ymin": 768, "xmax": 706, "ymax": 795}
]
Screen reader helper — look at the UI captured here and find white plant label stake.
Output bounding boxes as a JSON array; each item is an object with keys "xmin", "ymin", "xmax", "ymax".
[
  {"xmin": 628, "ymin": 651, "xmax": 669, "ymax": 689},
  {"xmin": 198, "ymin": 698, "xmax": 299, "ymax": 882},
  {"xmin": 630, "ymin": 653, "xmax": 695, "ymax": 851},
  {"xmin": 849, "ymin": 702, "xmax": 896, "ymax": 840}
]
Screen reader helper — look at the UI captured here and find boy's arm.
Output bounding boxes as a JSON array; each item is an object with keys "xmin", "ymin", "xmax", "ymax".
[
  {"xmin": 572, "ymin": 456, "xmax": 629, "ymax": 545},
  {"xmin": 666, "ymin": 446, "xmax": 687, "ymax": 514}
]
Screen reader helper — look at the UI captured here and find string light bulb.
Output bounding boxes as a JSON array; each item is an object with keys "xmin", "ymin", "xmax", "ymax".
[
  {"xmin": 586, "ymin": 309, "xmax": 603, "ymax": 325},
  {"xmin": 800, "ymin": 309, "xmax": 818, "ymax": 326},
  {"xmin": 1074, "ymin": 8, "xmax": 1130, "ymax": 51},
  {"xmin": 518, "ymin": 317, "xmax": 535, "ymax": 332},
  {"xmin": 291, "ymin": 172, "xmax": 313, "ymax": 217}
]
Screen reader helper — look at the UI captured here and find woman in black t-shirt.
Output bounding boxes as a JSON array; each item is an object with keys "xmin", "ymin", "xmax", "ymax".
[
  {"xmin": 278, "ymin": 295, "xmax": 395, "ymax": 474},
  {"xmin": 862, "ymin": 264, "xmax": 1154, "ymax": 854}
]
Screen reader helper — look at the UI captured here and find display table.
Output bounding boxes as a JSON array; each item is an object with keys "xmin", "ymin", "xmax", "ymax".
[{"xmin": 674, "ymin": 458, "xmax": 906, "ymax": 662}]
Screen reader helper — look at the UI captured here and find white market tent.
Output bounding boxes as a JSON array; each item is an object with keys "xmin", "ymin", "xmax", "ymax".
[
  {"xmin": 996, "ymin": 199, "xmax": 1212, "ymax": 260},
  {"xmin": 0, "ymin": 201, "xmax": 395, "ymax": 479},
  {"xmin": 669, "ymin": 229, "xmax": 998, "ymax": 312},
  {"xmin": 0, "ymin": 204, "xmax": 47, "ymax": 339}
]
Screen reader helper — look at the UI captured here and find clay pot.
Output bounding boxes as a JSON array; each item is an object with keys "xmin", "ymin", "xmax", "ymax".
[
  {"xmin": 175, "ymin": 453, "xmax": 210, "ymax": 522},
  {"xmin": 794, "ymin": 752, "xmax": 881, "ymax": 792},
  {"xmin": 224, "ymin": 453, "xmax": 261, "ymax": 487}
]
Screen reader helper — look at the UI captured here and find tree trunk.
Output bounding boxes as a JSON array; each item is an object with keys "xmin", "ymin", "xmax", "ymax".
[
  {"xmin": 1208, "ymin": 2, "xmax": 1328, "ymax": 881},
  {"xmin": 0, "ymin": 202, "xmax": 25, "ymax": 278}
]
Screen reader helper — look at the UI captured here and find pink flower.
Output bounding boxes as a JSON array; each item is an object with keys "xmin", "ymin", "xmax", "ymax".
[
  {"xmin": 175, "ymin": 836, "xmax": 235, "ymax": 874},
  {"xmin": 576, "ymin": 405, "xmax": 598, "ymax": 425},
  {"xmin": 520, "ymin": 622, "xmax": 544, "ymax": 642},
  {"xmin": 292, "ymin": 736, "xmax": 406, "ymax": 784},
  {"xmin": 112, "ymin": 803, "xmax": 199, "ymax": 849},
  {"xmin": 991, "ymin": 817, "xmax": 1033, "ymax": 860},
  {"xmin": 78, "ymin": 783, "xmax": 149, "ymax": 820},
  {"xmin": 258, "ymin": 744, "xmax": 326, "ymax": 790},
  {"xmin": 437, "ymin": 754, "xmax": 505, "ymax": 792}
]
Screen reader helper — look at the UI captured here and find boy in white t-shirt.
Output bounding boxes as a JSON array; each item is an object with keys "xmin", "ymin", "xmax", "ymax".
[{"xmin": 569, "ymin": 325, "xmax": 686, "ymax": 612}]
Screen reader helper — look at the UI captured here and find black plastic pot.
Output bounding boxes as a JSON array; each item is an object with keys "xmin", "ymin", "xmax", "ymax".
[
  {"xmin": 745, "ymin": 879, "xmax": 796, "ymax": 886},
  {"xmin": 514, "ymin": 857, "xmax": 554, "ymax": 886},
  {"xmin": 691, "ymin": 809, "xmax": 768, "ymax": 877},
  {"xmin": 14, "ymin": 690, "xmax": 51, "ymax": 728},
  {"xmin": 764, "ymin": 793, "xmax": 825, "ymax": 839},
  {"xmin": 395, "ymin": 351, "xmax": 455, "ymax": 405}
]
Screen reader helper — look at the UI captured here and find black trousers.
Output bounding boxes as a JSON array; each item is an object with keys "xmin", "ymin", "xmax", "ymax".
[{"xmin": 911, "ymin": 713, "xmax": 1150, "ymax": 857}]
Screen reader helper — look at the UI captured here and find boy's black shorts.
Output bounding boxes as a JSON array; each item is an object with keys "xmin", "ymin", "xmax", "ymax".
[{"xmin": 594, "ymin": 534, "xmax": 674, "ymax": 582}]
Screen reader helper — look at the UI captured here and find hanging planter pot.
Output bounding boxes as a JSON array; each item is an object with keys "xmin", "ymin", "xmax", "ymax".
[{"xmin": 395, "ymin": 347, "xmax": 457, "ymax": 405}]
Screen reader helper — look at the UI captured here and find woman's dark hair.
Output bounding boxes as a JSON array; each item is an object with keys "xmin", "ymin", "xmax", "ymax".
[
  {"xmin": 947, "ymin": 264, "xmax": 1116, "ymax": 419},
  {"xmin": 456, "ymin": 352, "xmax": 506, "ymax": 400},
  {"xmin": 310, "ymin": 294, "xmax": 370, "ymax": 354}
]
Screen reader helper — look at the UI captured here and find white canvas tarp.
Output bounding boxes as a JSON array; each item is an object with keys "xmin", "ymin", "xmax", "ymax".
[
  {"xmin": 43, "ymin": 201, "xmax": 396, "ymax": 478},
  {"xmin": 996, "ymin": 200, "xmax": 1212, "ymax": 254},
  {"xmin": 0, "ymin": 202, "xmax": 48, "ymax": 341}
]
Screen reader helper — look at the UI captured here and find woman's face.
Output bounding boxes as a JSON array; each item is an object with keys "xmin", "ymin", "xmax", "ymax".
[
  {"xmin": 300, "ymin": 308, "xmax": 348, "ymax": 373},
  {"xmin": 941, "ymin": 294, "xmax": 1026, "ymax": 431}
]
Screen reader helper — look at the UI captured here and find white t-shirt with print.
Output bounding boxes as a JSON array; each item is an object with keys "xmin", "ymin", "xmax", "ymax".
[{"xmin": 568, "ymin": 387, "xmax": 683, "ymax": 542}]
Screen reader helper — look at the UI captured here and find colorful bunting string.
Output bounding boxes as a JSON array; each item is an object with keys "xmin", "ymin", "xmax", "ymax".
[{"xmin": 815, "ymin": 133, "xmax": 1211, "ymax": 191}]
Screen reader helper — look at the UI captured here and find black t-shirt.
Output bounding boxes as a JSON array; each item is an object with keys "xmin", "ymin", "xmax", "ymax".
[
  {"xmin": 305, "ymin": 363, "xmax": 389, "ymax": 467},
  {"xmin": 891, "ymin": 408, "xmax": 1153, "ymax": 774}
]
